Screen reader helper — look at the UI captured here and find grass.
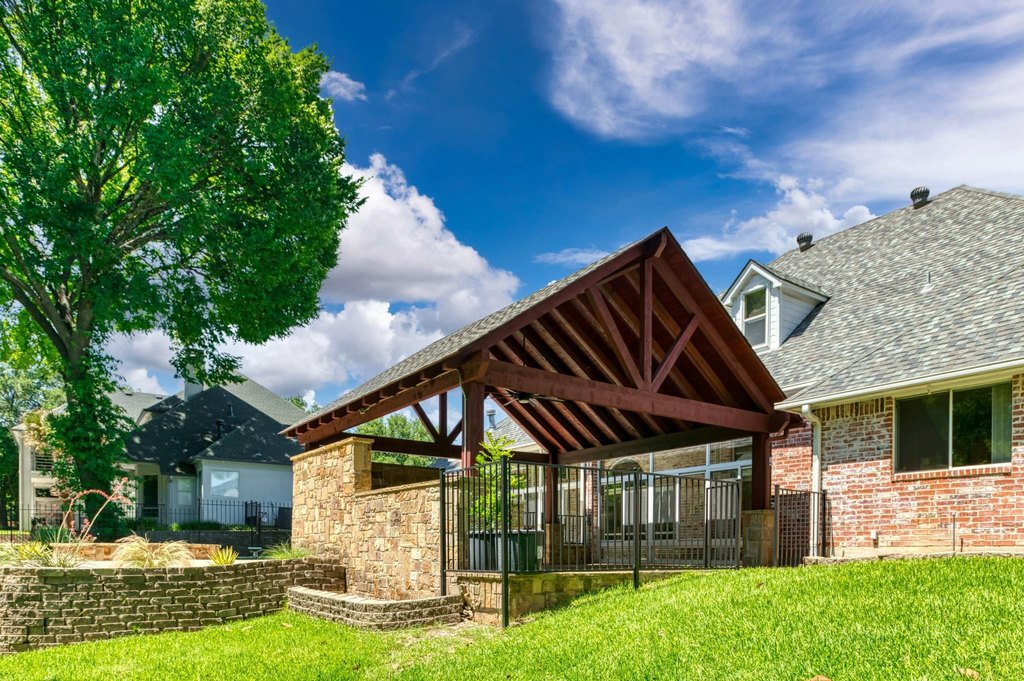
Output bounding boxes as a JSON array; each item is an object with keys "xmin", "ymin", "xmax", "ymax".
[{"xmin": 2, "ymin": 557, "xmax": 1022, "ymax": 680}]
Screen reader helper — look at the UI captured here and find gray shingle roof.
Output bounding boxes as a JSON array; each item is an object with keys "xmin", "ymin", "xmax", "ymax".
[
  {"xmin": 125, "ymin": 377, "xmax": 305, "ymax": 473},
  {"xmin": 52, "ymin": 390, "xmax": 166, "ymax": 424},
  {"xmin": 760, "ymin": 185, "xmax": 1024, "ymax": 405},
  {"xmin": 487, "ymin": 416, "xmax": 536, "ymax": 449},
  {"xmin": 296, "ymin": 237, "xmax": 647, "ymax": 429}
]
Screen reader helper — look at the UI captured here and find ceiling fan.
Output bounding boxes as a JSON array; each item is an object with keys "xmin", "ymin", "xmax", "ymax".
[{"xmin": 502, "ymin": 389, "xmax": 564, "ymax": 406}]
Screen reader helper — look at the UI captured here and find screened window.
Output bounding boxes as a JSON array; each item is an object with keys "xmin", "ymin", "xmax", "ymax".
[
  {"xmin": 210, "ymin": 471, "xmax": 240, "ymax": 498},
  {"xmin": 896, "ymin": 383, "xmax": 1012, "ymax": 472},
  {"xmin": 742, "ymin": 288, "xmax": 767, "ymax": 346}
]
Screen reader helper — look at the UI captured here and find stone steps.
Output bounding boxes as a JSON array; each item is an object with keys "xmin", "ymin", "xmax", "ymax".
[{"xmin": 287, "ymin": 586, "xmax": 463, "ymax": 631}]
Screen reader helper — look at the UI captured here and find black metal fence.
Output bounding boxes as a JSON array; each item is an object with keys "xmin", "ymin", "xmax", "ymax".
[
  {"xmin": 440, "ymin": 459, "xmax": 742, "ymax": 580},
  {"xmin": 774, "ymin": 485, "xmax": 829, "ymax": 567},
  {"xmin": 0, "ymin": 500, "xmax": 291, "ymax": 553}
]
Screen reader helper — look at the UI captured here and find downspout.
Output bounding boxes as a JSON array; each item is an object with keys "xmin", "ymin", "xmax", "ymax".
[{"xmin": 801, "ymin": 405, "xmax": 822, "ymax": 493}]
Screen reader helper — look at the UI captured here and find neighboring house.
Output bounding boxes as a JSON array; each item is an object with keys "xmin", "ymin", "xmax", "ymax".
[{"xmin": 13, "ymin": 376, "xmax": 305, "ymax": 530}]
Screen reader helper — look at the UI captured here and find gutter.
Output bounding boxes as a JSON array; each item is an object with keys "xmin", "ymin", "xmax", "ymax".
[
  {"xmin": 777, "ymin": 357, "xmax": 1024, "ymax": 411},
  {"xmin": 801, "ymin": 405, "xmax": 822, "ymax": 494}
]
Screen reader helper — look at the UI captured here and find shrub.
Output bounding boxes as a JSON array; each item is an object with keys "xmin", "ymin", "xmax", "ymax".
[
  {"xmin": 171, "ymin": 520, "xmax": 226, "ymax": 531},
  {"xmin": 112, "ymin": 535, "xmax": 193, "ymax": 568},
  {"xmin": 209, "ymin": 546, "xmax": 238, "ymax": 565},
  {"xmin": 33, "ymin": 525, "xmax": 75, "ymax": 544},
  {"xmin": 0, "ymin": 541, "xmax": 81, "ymax": 567},
  {"xmin": 261, "ymin": 543, "xmax": 310, "ymax": 560}
]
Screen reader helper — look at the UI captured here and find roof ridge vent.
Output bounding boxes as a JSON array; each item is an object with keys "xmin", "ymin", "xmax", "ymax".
[
  {"xmin": 911, "ymin": 186, "xmax": 930, "ymax": 208},
  {"xmin": 796, "ymin": 232, "xmax": 813, "ymax": 252}
]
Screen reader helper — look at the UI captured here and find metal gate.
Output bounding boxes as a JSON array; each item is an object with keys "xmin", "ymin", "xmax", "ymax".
[{"xmin": 774, "ymin": 485, "xmax": 829, "ymax": 567}]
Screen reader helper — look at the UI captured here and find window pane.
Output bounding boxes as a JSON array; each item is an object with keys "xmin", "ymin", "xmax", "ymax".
[
  {"xmin": 896, "ymin": 394, "xmax": 949, "ymax": 472},
  {"xmin": 711, "ymin": 439, "xmax": 752, "ymax": 465},
  {"xmin": 953, "ymin": 384, "xmax": 1012, "ymax": 466},
  {"xmin": 743, "ymin": 289, "xmax": 766, "ymax": 319},
  {"xmin": 211, "ymin": 471, "xmax": 239, "ymax": 498},
  {"xmin": 744, "ymin": 317, "xmax": 766, "ymax": 345}
]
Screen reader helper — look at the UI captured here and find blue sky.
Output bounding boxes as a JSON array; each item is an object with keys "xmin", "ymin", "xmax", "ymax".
[{"xmin": 112, "ymin": 1, "xmax": 1024, "ymax": 407}]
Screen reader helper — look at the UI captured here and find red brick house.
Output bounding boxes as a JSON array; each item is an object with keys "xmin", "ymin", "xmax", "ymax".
[{"xmin": 724, "ymin": 186, "xmax": 1024, "ymax": 556}]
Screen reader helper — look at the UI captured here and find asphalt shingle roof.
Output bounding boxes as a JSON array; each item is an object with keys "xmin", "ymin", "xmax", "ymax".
[
  {"xmin": 760, "ymin": 186, "xmax": 1024, "ymax": 405},
  {"xmin": 125, "ymin": 377, "xmax": 306, "ymax": 474},
  {"xmin": 297, "ymin": 238, "xmax": 647, "ymax": 429}
]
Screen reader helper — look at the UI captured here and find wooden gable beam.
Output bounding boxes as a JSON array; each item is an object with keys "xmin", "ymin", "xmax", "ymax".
[
  {"xmin": 446, "ymin": 417, "xmax": 462, "ymax": 445},
  {"xmin": 652, "ymin": 314, "xmax": 699, "ymax": 392},
  {"xmin": 412, "ymin": 403, "xmax": 442, "ymax": 443},
  {"xmin": 585, "ymin": 286, "xmax": 643, "ymax": 389},
  {"xmin": 639, "ymin": 257, "xmax": 653, "ymax": 388},
  {"xmin": 482, "ymin": 360, "xmax": 774, "ymax": 433},
  {"xmin": 652, "ymin": 257, "xmax": 776, "ymax": 413}
]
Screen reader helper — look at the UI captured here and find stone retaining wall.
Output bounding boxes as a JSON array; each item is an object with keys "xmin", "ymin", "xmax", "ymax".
[
  {"xmin": 454, "ymin": 570, "xmax": 682, "ymax": 625},
  {"xmin": 0, "ymin": 558, "xmax": 345, "ymax": 654},
  {"xmin": 287, "ymin": 586, "xmax": 462, "ymax": 630}
]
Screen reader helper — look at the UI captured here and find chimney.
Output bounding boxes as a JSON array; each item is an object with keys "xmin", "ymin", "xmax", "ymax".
[
  {"xmin": 183, "ymin": 366, "xmax": 203, "ymax": 402},
  {"xmin": 911, "ymin": 186, "xmax": 930, "ymax": 209},
  {"xmin": 796, "ymin": 232, "xmax": 813, "ymax": 252},
  {"xmin": 486, "ymin": 408, "xmax": 497, "ymax": 430}
]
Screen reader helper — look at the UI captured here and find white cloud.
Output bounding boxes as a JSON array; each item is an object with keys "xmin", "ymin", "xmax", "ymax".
[
  {"xmin": 325, "ymin": 153, "xmax": 519, "ymax": 331},
  {"xmin": 682, "ymin": 176, "xmax": 874, "ymax": 261},
  {"xmin": 533, "ymin": 247, "xmax": 609, "ymax": 267},
  {"xmin": 320, "ymin": 71, "xmax": 368, "ymax": 102},
  {"xmin": 107, "ymin": 155, "xmax": 519, "ymax": 400},
  {"xmin": 547, "ymin": 0, "xmax": 747, "ymax": 139},
  {"xmin": 782, "ymin": 58, "xmax": 1024, "ymax": 203},
  {"xmin": 120, "ymin": 367, "xmax": 168, "ymax": 395}
]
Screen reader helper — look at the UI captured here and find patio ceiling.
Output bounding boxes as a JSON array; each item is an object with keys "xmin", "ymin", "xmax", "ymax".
[{"xmin": 284, "ymin": 228, "xmax": 790, "ymax": 473}]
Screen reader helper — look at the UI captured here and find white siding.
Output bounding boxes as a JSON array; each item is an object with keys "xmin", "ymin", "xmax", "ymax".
[
  {"xmin": 778, "ymin": 290, "xmax": 818, "ymax": 342},
  {"xmin": 196, "ymin": 461, "xmax": 292, "ymax": 525},
  {"xmin": 730, "ymin": 273, "xmax": 777, "ymax": 351}
]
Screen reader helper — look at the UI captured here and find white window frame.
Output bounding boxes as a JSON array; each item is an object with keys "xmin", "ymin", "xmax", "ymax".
[
  {"xmin": 742, "ymin": 286, "xmax": 768, "ymax": 348},
  {"xmin": 894, "ymin": 382, "xmax": 1013, "ymax": 473},
  {"xmin": 209, "ymin": 470, "xmax": 240, "ymax": 499}
]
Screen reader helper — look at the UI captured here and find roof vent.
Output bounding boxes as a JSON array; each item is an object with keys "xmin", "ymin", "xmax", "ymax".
[
  {"xmin": 796, "ymin": 232, "xmax": 813, "ymax": 252},
  {"xmin": 910, "ymin": 186, "xmax": 930, "ymax": 209},
  {"xmin": 486, "ymin": 408, "xmax": 496, "ymax": 430}
]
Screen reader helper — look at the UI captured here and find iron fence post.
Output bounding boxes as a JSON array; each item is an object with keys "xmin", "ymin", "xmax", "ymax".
[
  {"xmin": 703, "ymin": 483, "xmax": 711, "ymax": 569},
  {"xmin": 633, "ymin": 469, "xmax": 641, "ymax": 590},
  {"xmin": 773, "ymin": 484, "xmax": 780, "ymax": 567},
  {"xmin": 500, "ymin": 457, "xmax": 510, "ymax": 628},
  {"xmin": 820, "ymin": 490, "xmax": 828, "ymax": 558},
  {"xmin": 734, "ymin": 481, "xmax": 742, "ymax": 569},
  {"xmin": 439, "ymin": 470, "xmax": 448, "ymax": 597}
]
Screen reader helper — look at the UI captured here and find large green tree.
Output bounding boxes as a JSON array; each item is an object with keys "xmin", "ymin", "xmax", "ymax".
[
  {"xmin": 0, "ymin": 0, "xmax": 360, "ymax": 494},
  {"xmin": 356, "ymin": 413, "xmax": 436, "ymax": 467}
]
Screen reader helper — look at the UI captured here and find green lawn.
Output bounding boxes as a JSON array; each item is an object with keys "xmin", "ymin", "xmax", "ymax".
[{"xmin": 2, "ymin": 557, "xmax": 1022, "ymax": 680}]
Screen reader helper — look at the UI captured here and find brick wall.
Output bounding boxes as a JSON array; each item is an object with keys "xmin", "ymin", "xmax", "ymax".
[
  {"xmin": 771, "ymin": 375, "xmax": 1024, "ymax": 553},
  {"xmin": 292, "ymin": 438, "xmax": 442, "ymax": 600},
  {"xmin": 0, "ymin": 558, "xmax": 345, "ymax": 654}
]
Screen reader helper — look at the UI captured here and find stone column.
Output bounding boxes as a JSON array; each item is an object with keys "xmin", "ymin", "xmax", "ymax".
[
  {"xmin": 741, "ymin": 509, "xmax": 775, "ymax": 567},
  {"xmin": 291, "ymin": 437, "xmax": 373, "ymax": 559}
]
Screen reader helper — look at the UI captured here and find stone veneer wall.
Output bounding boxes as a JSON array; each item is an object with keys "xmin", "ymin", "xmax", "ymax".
[
  {"xmin": 292, "ymin": 438, "xmax": 442, "ymax": 600},
  {"xmin": 770, "ymin": 374, "xmax": 1024, "ymax": 553},
  {"xmin": 0, "ymin": 558, "xmax": 345, "ymax": 654},
  {"xmin": 455, "ymin": 571, "xmax": 680, "ymax": 625},
  {"xmin": 52, "ymin": 542, "xmax": 220, "ymax": 561},
  {"xmin": 288, "ymin": 587, "xmax": 462, "ymax": 630}
]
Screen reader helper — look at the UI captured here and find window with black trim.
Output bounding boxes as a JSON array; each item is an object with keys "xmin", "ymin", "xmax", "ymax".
[
  {"xmin": 742, "ymin": 288, "xmax": 767, "ymax": 346},
  {"xmin": 895, "ymin": 383, "xmax": 1012, "ymax": 473}
]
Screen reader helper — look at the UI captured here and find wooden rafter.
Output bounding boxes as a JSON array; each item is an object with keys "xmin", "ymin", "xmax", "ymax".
[
  {"xmin": 586, "ymin": 286, "xmax": 642, "ymax": 389},
  {"xmin": 652, "ymin": 314, "xmax": 699, "ymax": 391},
  {"xmin": 412, "ymin": 403, "xmax": 441, "ymax": 443}
]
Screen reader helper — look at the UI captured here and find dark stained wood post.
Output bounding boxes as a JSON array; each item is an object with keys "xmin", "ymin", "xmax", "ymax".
[
  {"xmin": 751, "ymin": 432, "xmax": 772, "ymax": 510},
  {"xmin": 461, "ymin": 380, "xmax": 485, "ymax": 467}
]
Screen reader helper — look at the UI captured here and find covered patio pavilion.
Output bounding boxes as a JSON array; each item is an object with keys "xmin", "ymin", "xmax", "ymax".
[{"xmin": 285, "ymin": 227, "xmax": 793, "ymax": 512}]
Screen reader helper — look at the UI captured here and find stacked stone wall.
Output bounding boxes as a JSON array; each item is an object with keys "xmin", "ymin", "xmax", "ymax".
[
  {"xmin": 0, "ymin": 558, "xmax": 344, "ymax": 654},
  {"xmin": 287, "ymin": 587, "xmax": 461, "ymax": 630}
]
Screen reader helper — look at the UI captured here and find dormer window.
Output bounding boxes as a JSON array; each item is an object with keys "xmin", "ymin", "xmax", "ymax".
[{"xmin": 742, "ymin": 288, "xmax": 767, "ymax": 347}]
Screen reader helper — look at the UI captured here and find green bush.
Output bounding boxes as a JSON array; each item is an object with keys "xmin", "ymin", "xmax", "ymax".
[
  {"xmin": 170, "ymin": 520, "xmax": 226, "ymax": 531},
  {"xmin": 33, "ymin": 525, "xmax": 74, "ymax": 544},
  {"xmin": 261, "ymin": 543, "xmax": 310, "ymax": 560},
  {"xmin": 209, "ymin": 546, "xmax": 238, "ymax": 565}
]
